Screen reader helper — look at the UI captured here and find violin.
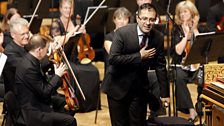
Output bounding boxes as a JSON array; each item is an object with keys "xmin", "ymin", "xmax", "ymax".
[
  {"xmin": 76, "ymin": 15, "xmax": 95, "ymax": 64},
  {"xmin": 77, "ymin": 33, "xmax": 95, "ymax": 64},
  {"xmin": 52, "ymin": 49, "xmax": 79, "ymax": 111}
]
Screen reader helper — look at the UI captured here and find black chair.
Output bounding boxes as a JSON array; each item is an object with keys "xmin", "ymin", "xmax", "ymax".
[{"xmin": 2, "ymin": 91, "xmax": 26, "ymax": 126}]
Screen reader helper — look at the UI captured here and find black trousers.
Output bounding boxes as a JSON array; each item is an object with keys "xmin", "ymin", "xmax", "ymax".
[
  {"xmin": 23, "ymin": 109, "xmax": 76, "ymax": 126},
  {"xmin": 107, "ymin": 88, "xmax": 148, "ymax": 126},
  {"xmin": 175, "ymin": 67, "xmax": 196, "ymax": 113}
]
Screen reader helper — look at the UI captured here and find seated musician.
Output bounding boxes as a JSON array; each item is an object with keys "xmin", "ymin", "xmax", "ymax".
[
  {"xmin": 1, "ymin": 8, "xmax": 21, "ymax": 49},
  {"xmin": 15, "ymin": 34, "xmax": 77, "ymax": 126},
  {"xmin": 207, "ymin": 0, "xmax": 224, "ymax": 63},
  {"xmin": 103, "ymin": 7, "xmax": 131, "ymax": 74},
  {"xmin": 170, "ymin": 1, "xmax": 200, "ymax": 123},
  {"xmin": 50, "ymin": 0, "xmax": 100, "ymax": 112}
]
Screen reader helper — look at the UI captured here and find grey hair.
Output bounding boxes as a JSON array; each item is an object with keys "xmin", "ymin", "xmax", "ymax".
[{"xmin": 9, "ymin": 18, "xmax": 29, "ymax": 33}]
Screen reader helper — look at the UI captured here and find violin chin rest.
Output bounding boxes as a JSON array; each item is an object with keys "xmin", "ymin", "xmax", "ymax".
[{"xmin": 80, "ymin": 58, "xmax": 91, "ymax": 64}]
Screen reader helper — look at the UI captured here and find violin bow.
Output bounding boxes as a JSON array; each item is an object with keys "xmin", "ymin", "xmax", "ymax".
[
  {"xmin": 60, "ymin": 0, "xmax": 86, "ymax": 101},
  {"xmin": 83, "ymin": 0, "xmax": 106, "ymax": 26},
  {"xmin": 28, "ymin": 0, "xmax": 42, "ymax": 28}
]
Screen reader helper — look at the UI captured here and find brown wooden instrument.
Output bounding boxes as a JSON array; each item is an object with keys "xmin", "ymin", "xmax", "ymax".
[
  {"xmin": 75, "ymin": 15, "xmax": 95, "ymax": 64},
  {"xmin": 77, "ymin": 33, "xmax": 95, "ymax": 63},
  {"xmin": 56, "ymin": 0, "xmax": 86, "ymax": 103},
  {"xmin": 53, "ymin": 50, "xmax": 79, "ymax": 110}
]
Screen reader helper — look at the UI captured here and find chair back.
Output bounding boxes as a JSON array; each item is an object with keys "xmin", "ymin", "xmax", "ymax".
[{"xmin": 4, "ymin": 91, "xmax": 26, "ymax": 126}]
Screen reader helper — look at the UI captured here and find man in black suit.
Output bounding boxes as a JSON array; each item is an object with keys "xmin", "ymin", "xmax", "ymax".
[
  {"xmin": 102, "ymin": 3, "xmax": 169, "ymax": 126},
  {"xmin": 3, "ymin": 17, "xmax": 29, "ymax": 94},
  {"xmin": 15, "ymin": 34, "xmax": 76, "ymax": 126}
]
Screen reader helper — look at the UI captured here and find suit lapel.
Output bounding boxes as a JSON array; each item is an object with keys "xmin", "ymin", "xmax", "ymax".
[{"xmin": 131, "ymin": 24, "xmax": 141, "ymax": 49}]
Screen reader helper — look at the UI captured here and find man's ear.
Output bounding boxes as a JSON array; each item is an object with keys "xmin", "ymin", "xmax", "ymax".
[
  {"xmin": 38, "ymin": 47, "xmax": 44, "ymax": 57},
  {"xmin": 35, "ymin": 47, "xmax": 41, "ymax": 54},
  {"xmin": 10, "ymin": 32, "xmax": 15, "ymax": 39}
]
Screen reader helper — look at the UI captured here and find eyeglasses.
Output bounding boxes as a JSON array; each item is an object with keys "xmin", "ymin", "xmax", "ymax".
[{"xmin": 138, "ymin": 15, "xmax": 156, "ymax": 23}]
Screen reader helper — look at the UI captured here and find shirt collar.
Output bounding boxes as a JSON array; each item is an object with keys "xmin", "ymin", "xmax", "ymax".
[{"xmin": 137, "ymin": 25, "xmax": 145, "ymax": 36}]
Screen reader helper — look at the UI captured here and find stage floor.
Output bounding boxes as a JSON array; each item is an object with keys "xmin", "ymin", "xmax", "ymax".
[{"xmin": 0, "ymin": 62, "xmax": 203, "ymax": 126}]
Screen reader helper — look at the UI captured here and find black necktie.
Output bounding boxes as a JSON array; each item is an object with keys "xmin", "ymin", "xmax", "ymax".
[{"xmin": 140, "ymin": 35, "xmax": 147, "ymax": 48}]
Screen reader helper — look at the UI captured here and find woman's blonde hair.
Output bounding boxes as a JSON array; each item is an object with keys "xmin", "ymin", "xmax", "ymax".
[
  {"xmin": 175, "ymin": 0, "xmax": 199, "ymax": 25},
  {"xmin": 59, "ymin": 0, "xmax": 74, "ymax": 8}
]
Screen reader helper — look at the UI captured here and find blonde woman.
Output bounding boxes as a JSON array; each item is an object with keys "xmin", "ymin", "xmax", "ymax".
[{"xmin": 171, "ymin": 0, "xmax": 200, "ymax": 122}]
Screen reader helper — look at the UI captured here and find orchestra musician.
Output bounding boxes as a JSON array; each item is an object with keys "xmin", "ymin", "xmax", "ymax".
[
  {"xmin": 1, "ymin": 8, "xmax": 21, "ymax": 48},
  {"xmin": 2, "ymin": 18, "xmax": 29, "ymax": 94},
  {"xmin": 14, "ymin": 34, "xmax": 77, "ymax": 126},
  {"xmin": 103, "ymin": 7, "xmax": 131, "ymax": 73},
  {"xmin": 52, "ymin": 0, "xmax": 100, "ymax": 112},
  {"xmin": 170, "ymin": 0, "xmax": 201, "ymax": 122},
  {"xmin": 2, "ymin": 17, "xmax": 30, "ymax": 126},
  {"xmin": 102, "ymin": 3, "xmax": 169, "ymax": 126}
]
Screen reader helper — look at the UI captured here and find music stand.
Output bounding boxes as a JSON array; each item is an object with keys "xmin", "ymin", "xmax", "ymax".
[
  {"xmin": 183, "ymin": 32, "xmax": 224, "ymax": 125},
  {"xmin": 22, "ymin": 15, "xmax": 42, "ymax": 34},
  {"xmin": 94, "ymin": 0, "xmax": 119, "ymax": 7},
  {"xmin": 84, "ymin": 6, "xmax": 108, "ymax": 34},
  {"xmin": 184, "ymin": 32, "xmax": 224, "ymax": 65},
  {"xmin": 105, "ymin": 8, "xmax": 116, "ymax": 33}
]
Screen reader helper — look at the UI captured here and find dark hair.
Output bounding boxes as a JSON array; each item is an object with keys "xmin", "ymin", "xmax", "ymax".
[
  {"xmin": 50, "ymin": 20, "xmax": 61, "ymax": 37},
  {"xmin": 25, "ymin": 34, "xmax": 53, "ymax": 51},
  {"xmin": 137, "ymin": 3, "xmax": 157, "ymax": 18},
  {"xmin": 1, "ymin": 8, "xmax": 22, "ymax": 32}
]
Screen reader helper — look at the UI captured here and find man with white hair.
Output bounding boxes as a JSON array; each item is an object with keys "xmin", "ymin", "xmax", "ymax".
[{"xmin": 3, "ymin": 17, "xmax": 30, "ymax": 94}]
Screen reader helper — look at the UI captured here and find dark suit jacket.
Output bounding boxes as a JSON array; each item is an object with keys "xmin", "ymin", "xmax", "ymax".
[
  {"xmin": 15, "ymin": 53, "xmax": 62, "ymax": 126},
  {"xmin": 102, "ymin": 23, "xmax": 169, "ymax": 100},
  {"xmin": 3, "ymin": 41, "xmax": 27, "ymax": 93},
  {"xmin": 207, "ymin": 2, "xmax": 224, "ymax": 32}
]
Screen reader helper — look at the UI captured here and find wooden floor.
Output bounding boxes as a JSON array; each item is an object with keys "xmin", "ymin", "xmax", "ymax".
[{"xmin": 0, "ymin": 61, "xmax": 203, "ymax": 126}]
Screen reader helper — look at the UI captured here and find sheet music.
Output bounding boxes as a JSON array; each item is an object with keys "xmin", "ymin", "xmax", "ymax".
[
  {"xmin": 211, "ymin": 81, "xmax": 224, "ymax": 90},
  {"xmin": 0, "ymin": 53, "xmax": 7, "ymax": 76},
  {"xmin": 84, "ymin": 5, "xmax": 108, "ymax": 23}
]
